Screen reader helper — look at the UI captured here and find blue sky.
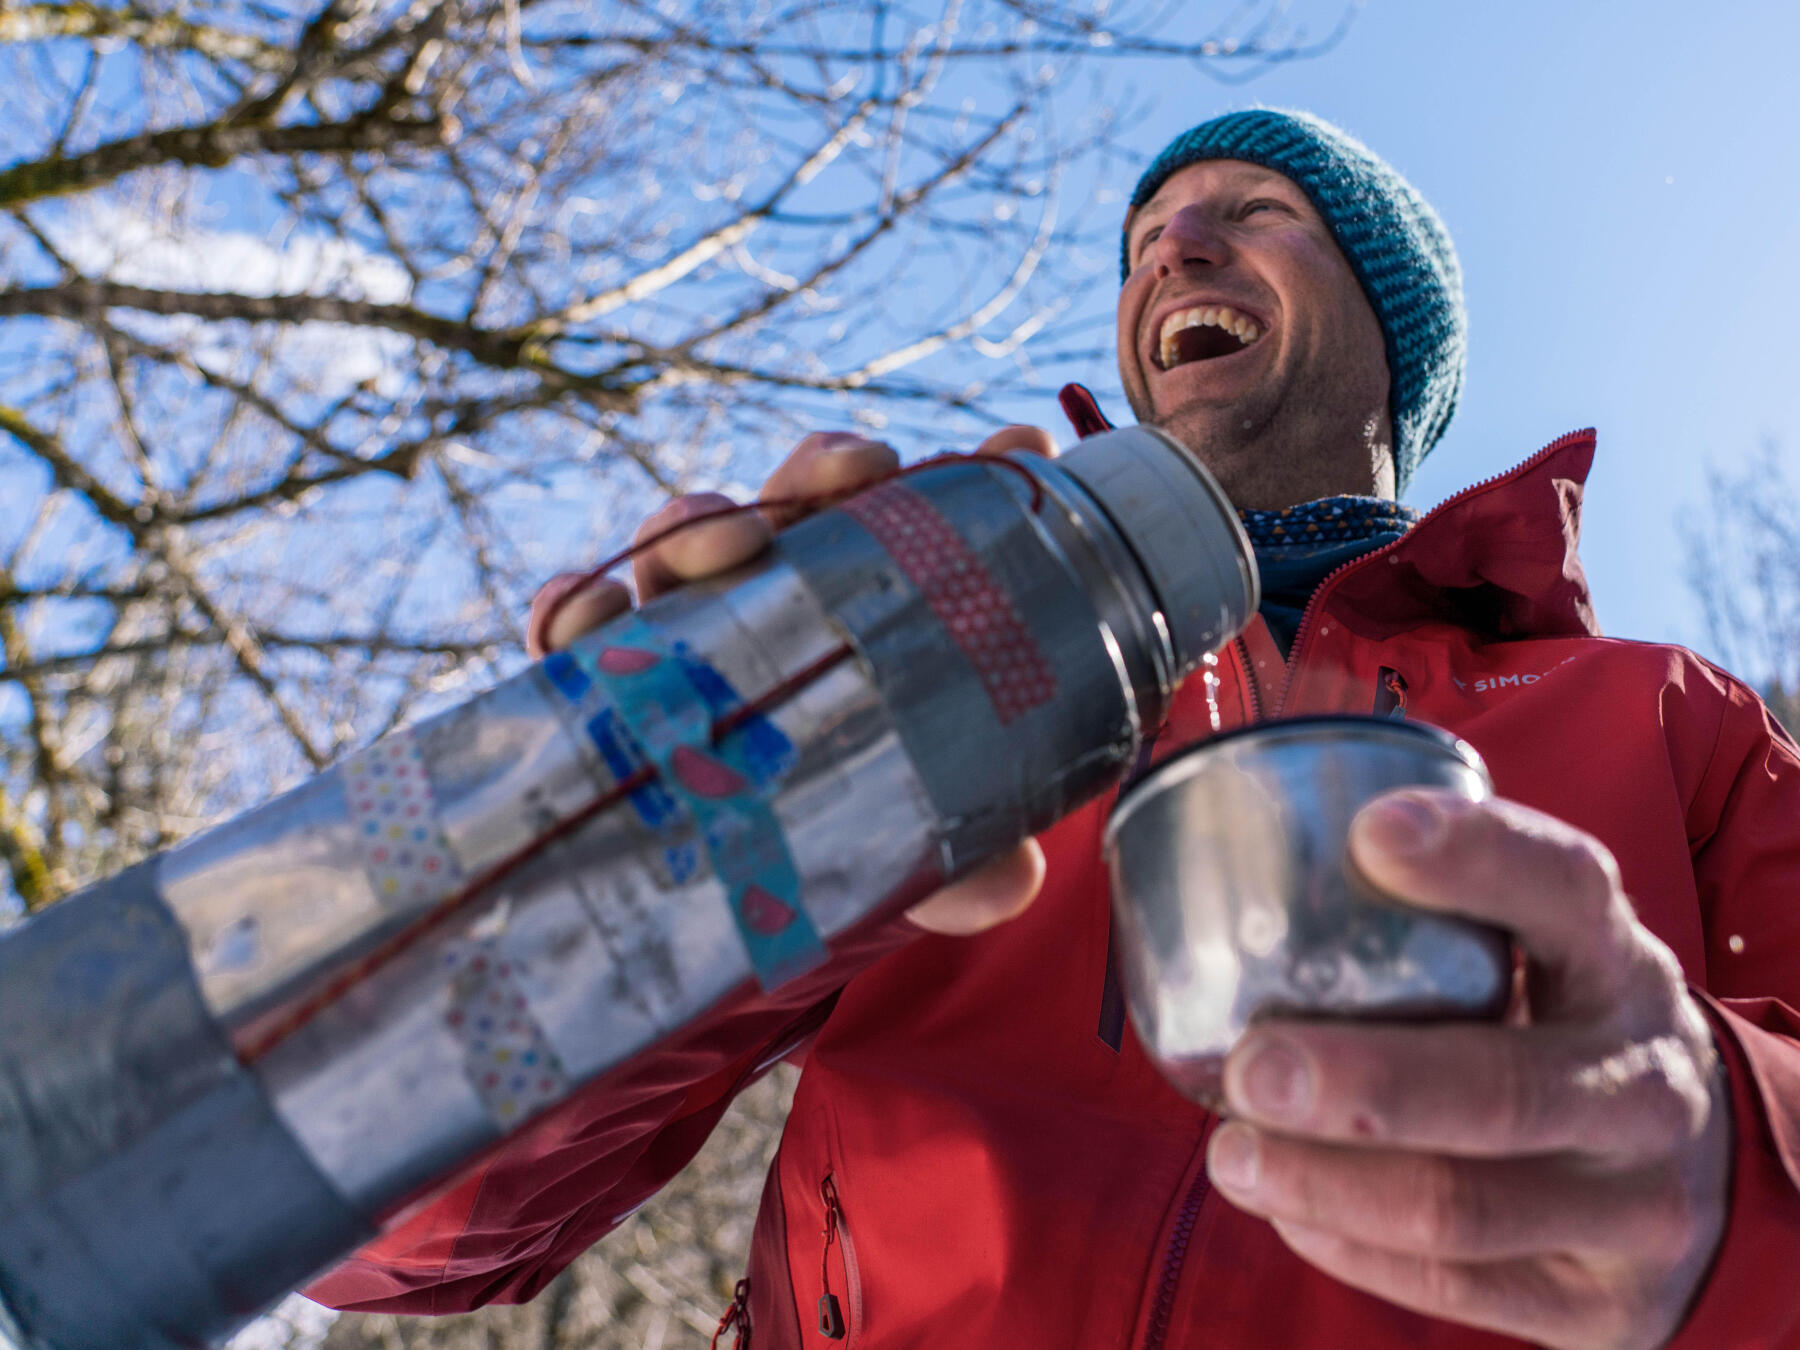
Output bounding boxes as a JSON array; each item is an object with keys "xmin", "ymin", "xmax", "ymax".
[{"xmin": 1040, "ymin": 1, "xmax": 1800, "ymax": 655}]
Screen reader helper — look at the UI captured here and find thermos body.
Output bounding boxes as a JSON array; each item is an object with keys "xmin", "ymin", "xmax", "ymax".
[{"xmin": 0, "ymin": 431, "xmax": 1257, "ymax": 1348}]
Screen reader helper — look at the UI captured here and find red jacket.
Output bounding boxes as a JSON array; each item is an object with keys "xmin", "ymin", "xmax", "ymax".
[{"xmin": 312, "ymin": 430, "xmax": 1800, "ymax": 1348}]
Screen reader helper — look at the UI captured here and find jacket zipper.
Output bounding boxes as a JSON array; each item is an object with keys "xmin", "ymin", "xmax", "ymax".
[
  {"xmin": 1278, "ymin": 429, "xmax": 1593, "ymax": 716},
  {"xmin": 1231, "ymin": 635, "xmax": 1266, "ymax": 724},
  {"xmin": 817, "ymin": 1174, "xmax": 850, "ymax": 1340},
  {"xmin": 1137, "ymin": 432, "xmax": 1591, "ymax": 1349},
  {"xmin": 1142, "ymin": 1120, "xmax": 1219, "ymax": 1350},
  {"xmin": 709, "ymin": 997, "xmax": 845, "ymax": 1344},
  {"xmin": 1135, "ymin": 645, "xmax": 1254, "ymax": 1350}
]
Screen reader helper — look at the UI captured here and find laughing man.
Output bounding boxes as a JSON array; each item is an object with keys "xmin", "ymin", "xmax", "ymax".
[{"xmin": 314, "ymin": 111, "xmax": 1800, "ymax": 1350}]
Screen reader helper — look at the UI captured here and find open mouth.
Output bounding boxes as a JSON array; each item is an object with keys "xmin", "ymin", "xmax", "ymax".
[{"xmin": 1154, "ymin": 303, "xmax": 1265, "ymax": 371}]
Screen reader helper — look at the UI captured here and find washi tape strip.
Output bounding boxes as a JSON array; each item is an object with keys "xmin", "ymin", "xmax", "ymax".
[
  {"xmin": 541, "ymin": 644, "xmax": 799, "ymax": 891},
  {"xmin": 342, "ymin": 729, "xmax": 463, "ymax": 908},
  {"xmin": 442, "ymin": 938, "xmax": 571, "ymax": 1128},
  {"xmin": 838, "ymin": 480, "xmax": 1056, "ymax": 724},
  {"xmin": 575, "ymin": 614, "xmax": 824, "ymax": 988},
  {"xmin": 542, "ymin": 650, "xmax": 701, "ymax": 886}
]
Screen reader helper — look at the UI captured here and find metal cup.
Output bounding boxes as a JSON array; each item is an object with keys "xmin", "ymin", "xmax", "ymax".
[{"xmin": 1102, "ymin": 715, "xmax": 1512, "ymax": 1107}]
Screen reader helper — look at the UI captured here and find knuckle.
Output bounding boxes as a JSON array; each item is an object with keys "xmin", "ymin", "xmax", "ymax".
[
  {"xmin": 1540, "ymin": 830, "xmax": 1618, "ymax": 920},
  {"xmin": 1408, "ymin": 1159, "xmax": 1479, "ymax": 1255},
  {"xmin": 632, "ymin": 496, "xmax": 690, "ymax": 542},
  {"xmin": 794, "ymin": 430, "xmax": 883, "ymax": 464},
  {"xmin": 636, "ymin": 493, "xmax": 737, "ymax": 547},
  {"xmin": 1482, "ymin": 801, "xmax": 1621, "ymax": 917},
  {"xmin": 773, "ymin": 434, "xmax": 895, "ymax": 500},
  {"xmin": 1627, "ymin": 935, "xmax": 1690, "ymax": 1009},
  {"xmin": 794, "ymin": 430, "xmax": 857, "ymax": 456},
  {"xmin": 1646, "ymin": 1044, "xmax": 1712, "ymax": 1149},
  {"xmin": 978, "ymin": 424, "xmax": 1056, "ymax": 457},
  {"xmin": 1415, "ymin": 1255, "xmax": 1481, "ymax": 1321},
  {"xmin": 1489, "ymin": 1035, "xmax": 1548, "ymax": 1146}
]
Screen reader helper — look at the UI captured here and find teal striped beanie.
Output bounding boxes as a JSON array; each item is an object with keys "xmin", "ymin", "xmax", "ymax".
[{"xmin": 1123, "ymin": 109, "xmax": 1464, "ymax": 492}]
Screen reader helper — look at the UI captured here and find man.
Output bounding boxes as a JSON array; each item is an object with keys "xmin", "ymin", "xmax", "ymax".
[{"xmin": 312, "ymin": 111, "xmax": 1800, "ymax": 1348}]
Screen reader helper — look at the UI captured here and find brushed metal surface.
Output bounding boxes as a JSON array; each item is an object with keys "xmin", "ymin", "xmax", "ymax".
[{"xmin": 1105, "ymin": 718, "xmax": 1510, "ymax": 1104}]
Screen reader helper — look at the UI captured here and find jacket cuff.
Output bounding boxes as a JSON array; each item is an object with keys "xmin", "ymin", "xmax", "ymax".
[{"xmin": 1661, "ymin": 995, "xmax": 1800, "ymax": 1349}]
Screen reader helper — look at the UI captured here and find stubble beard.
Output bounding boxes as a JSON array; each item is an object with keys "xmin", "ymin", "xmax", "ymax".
[
  {"xmin": 1124, "ymin": 378, "xmax": 1393, "ymax": 510},
  {"xmin": 1126, "ymin": 382, "xmax": 1298, "ymax": 509}
]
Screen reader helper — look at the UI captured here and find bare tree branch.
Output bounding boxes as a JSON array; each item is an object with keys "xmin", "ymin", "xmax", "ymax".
[
  {"xmin": 0, "ymin": 4, "xmax": 291, "ymax": 71},
  {"xmin": 0, "ymin": 109, "xmax": 446, "ymax": 209},
  {"xmin": 1, "ymin": 5, "xmax": 1359, "ymax": 1337}
]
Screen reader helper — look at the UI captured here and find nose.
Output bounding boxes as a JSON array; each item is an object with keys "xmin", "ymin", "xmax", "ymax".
[{"xmin": 1152, "ymin": 204, "xmax": 1228, "ymax": 277}]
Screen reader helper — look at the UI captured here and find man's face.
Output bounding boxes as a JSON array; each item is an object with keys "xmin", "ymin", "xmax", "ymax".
[{"xmin": 1118, "ymin": 159, "xmax": 1396, "ymax": 508}]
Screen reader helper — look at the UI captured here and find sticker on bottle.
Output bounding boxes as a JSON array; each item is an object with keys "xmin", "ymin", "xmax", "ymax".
[
  {"xmin": 342, "ymin": 730, "xmax": 463, "ymax": 910},
  {"xmin": 574, "ymin": 615, "xmax": 823, "ymax": 989},
  {"xmin": 442, "ymin": 938, "xmax": 571, "ymax": 1128}
]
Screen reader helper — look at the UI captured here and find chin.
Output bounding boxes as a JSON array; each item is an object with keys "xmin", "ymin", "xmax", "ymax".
[{"xmin": 1150, "ymin": 405, "xmax": 1259, "ymax": 461}]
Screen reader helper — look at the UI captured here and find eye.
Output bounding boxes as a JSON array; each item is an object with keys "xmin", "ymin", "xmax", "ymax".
[
  {"xmin": 1240, "ymin": 198, "xmax": 1291, "ymax": 221},
  {"xmin": 1134, "ymin": 225, "xmax": 1164, "ymax": 262}
]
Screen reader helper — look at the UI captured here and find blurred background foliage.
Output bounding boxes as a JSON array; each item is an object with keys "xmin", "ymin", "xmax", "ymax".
[{"xmin": 0, "ymin": 1, "xmax": 1362, "ymax": 1344}]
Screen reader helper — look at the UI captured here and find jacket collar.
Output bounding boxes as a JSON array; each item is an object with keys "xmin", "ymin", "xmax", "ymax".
[
  {"xmin": 1055, "ymin": 387, "xmax": 1603, "ymax": 644},
  {"xmin": 1323, "ymin": 428, "xmax": 1601, "ymax": 642}
]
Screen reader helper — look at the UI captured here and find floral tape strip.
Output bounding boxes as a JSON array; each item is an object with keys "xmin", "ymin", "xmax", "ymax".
[
  {"xmin": 441, "ymin": 938, "xmax": 572, "ymax": 1129},
  {"xmin": 342, "ymin": 730, "xmax": 463, "ymax": 908}
]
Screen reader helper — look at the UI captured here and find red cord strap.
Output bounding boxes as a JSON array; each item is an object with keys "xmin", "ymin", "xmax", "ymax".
[{"xmin": 536, "ymin": 451, "xmax": 1044, "ymax": 643}]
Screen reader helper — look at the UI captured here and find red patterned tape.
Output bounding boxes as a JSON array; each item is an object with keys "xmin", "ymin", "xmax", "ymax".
[{"xmin": 840, "ymin": 482, "xmax": 1055, "ymax": 724}]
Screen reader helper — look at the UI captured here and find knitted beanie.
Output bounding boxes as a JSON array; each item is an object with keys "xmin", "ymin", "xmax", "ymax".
[{"xmin": 1122, "ymin": 109, "xmax": 1464, "ymax": 492}]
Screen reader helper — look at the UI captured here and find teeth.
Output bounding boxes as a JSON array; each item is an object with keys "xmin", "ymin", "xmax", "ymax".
[{"xmin": 1157, "ymin": 303, "xmax": 1264, "ymax": 368}]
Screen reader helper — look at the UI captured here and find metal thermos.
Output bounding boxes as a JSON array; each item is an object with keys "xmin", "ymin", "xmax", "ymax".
[{"xmin": 0, "ymin": 428, "xmax": 1257, "ymax": 1349}]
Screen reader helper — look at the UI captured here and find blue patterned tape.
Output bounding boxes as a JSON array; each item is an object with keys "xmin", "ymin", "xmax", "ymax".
[{"xmin": 555, "ymin": 618, "xmax": 822, "ymax": 987}]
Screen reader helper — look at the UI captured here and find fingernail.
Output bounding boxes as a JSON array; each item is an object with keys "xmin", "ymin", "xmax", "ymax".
[
  {"xmin": 1208, "ymin": 1123, "xmax": 1260, "ymax": 1192},
  {"xmin": 1231, "ymin": 1036, "xmax": 1315, "ymax": 1123},
  {"xmin": 526, "ymin": 573, "xmax": 586, "ymax": 654},
  {"xmin": 1360, "ymin": 792, "xmax": 1449, "ymax": 858}
]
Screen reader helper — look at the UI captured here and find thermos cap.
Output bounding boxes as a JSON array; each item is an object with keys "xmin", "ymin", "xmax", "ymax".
[{"xmin": 1053, "ymin": 426, "xmax": 1259, "ymax": 676}]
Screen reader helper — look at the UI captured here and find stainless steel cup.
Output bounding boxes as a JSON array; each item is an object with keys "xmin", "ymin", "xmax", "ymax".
[{"xmin": 1103, "ymin": 715, "xmax": 1512, "ymax": 1107}]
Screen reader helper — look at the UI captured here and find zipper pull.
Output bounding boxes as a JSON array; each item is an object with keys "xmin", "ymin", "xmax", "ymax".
[
  {"xmin": 818, "ymin": 1176, "xmax": 847, "ymax": 1339},
  {"xmin": 711, "ymin": 1277, "xmax": 752, "ymax": 1349},
  {"xmin": 1374, "ymin": 666, "xmax": 1409, "ymax": 718}
]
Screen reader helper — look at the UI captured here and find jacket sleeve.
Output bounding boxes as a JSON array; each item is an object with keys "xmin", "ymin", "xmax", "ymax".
[
  {"xmin": 304, "ymin": 916, "xmax": 918, "ymax": 1314},
  {"xmin": 1664, "ymin": 666, "xmax": 1800, "ymax": 1349}
]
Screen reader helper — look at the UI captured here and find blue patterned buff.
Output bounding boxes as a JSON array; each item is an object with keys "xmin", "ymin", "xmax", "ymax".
[{"xmin": 1239, "ymin": 496, "xmax": 1421, "ymax": 655}]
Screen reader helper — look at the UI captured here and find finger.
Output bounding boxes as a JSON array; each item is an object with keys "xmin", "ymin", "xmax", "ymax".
[
  {"xmin": 631, "ymin": 492, "xmax": 772, "ymax": 600},
  {"xmin": 904, "ymin": 840, "xmax": 1045, "ymax": 936},
  {"xmin": 1206, "ymin": 1123, "xmax": 1694, "ymax": 1264},
  {"xmin": 974, "ymin": 424, "xmax": 1056, "ymax": 458},
  {"xmin": 1347, "ymin": 791, "xmax": 1642, "ymax": 1018},
  {"xmin": 1266, "ymin": 1221, "xmax": 1615, "ymax": 1350},
  {"xmin": 1220, "ymin": 1020, "xmax": 1712, "ymax": 1163},
  {"xmin": 759, "ymin": 432, "xmax": 899, "ymax": 528},
  {"xmin": 527, "ymin": 572, "xmax": 633, "ymax": 657}
]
